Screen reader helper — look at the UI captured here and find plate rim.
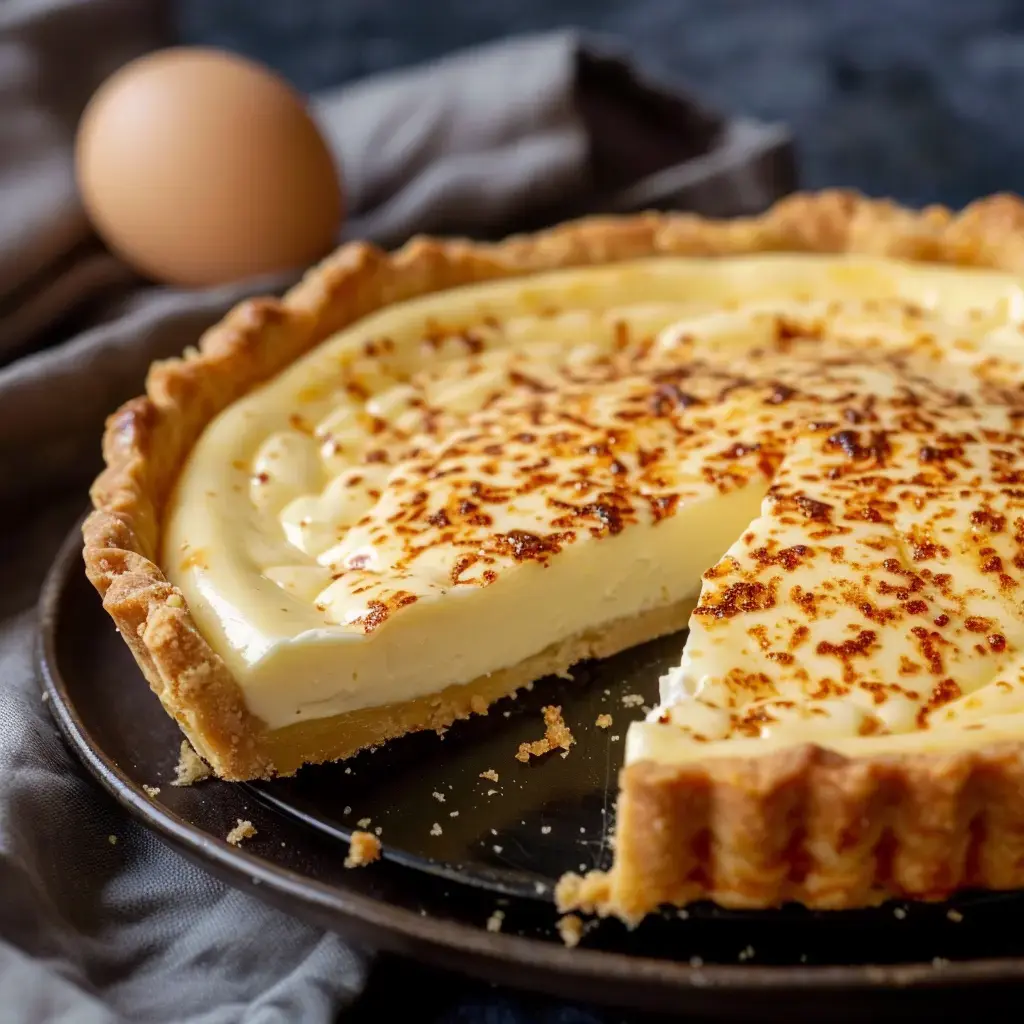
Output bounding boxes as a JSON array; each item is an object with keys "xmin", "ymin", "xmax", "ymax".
[{"xmin": 37, "ymin": 512, "xmax": 1024, "ymax": 1002}]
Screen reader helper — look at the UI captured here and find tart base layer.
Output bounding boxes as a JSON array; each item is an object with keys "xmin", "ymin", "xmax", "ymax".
[{"xmin": 84, "ymin": 189, "xmax": 1024, "ymax": 912}]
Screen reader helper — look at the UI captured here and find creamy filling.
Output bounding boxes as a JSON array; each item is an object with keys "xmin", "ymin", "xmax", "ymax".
[{"xmin": 164, "ymin": 253, "xmax": 1024, "ymax": 757}]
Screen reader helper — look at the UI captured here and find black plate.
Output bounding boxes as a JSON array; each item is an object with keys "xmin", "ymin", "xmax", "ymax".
[
  {"xmin": 243, "ymin": 631, "xmax": 673, "ymax": 903},
  {"xmin": 38, "ymin": 517, "xmax": 1024, "ymax": 1019}
]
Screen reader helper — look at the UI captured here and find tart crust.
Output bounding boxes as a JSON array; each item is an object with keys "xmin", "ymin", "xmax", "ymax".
[{"xmin": 84, "ymin": 189, "xmax": 1024, "ymax": 913}]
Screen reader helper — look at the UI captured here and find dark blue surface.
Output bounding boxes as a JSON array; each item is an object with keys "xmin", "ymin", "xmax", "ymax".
[
  {"xmin": 179, "ymin": 0, "xmax": 1024, "ymax": 210},
  {"xmin": 175, "ymin": 3, "xmax": 1024, "ymax": 1019}
]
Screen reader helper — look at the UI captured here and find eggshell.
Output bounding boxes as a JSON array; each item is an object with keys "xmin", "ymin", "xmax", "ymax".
[{"xmin": 75, "ymin": 47, "xmax": 344, "ymax": 287}]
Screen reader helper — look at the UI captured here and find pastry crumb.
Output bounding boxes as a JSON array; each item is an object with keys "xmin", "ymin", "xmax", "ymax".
[
  {"xmin": 171, "ymin": 740, "xmax": 211, "ymax": 787},
  {"xmin": 356, "ymin": 817, "xmax": 371, "ymax": 828},
  {"xmin": 893, "ymin": 907, "xmax": 907, "ymax": 919},
  {"xmin": 620, "ymin": 693, "xmax": 644, "ymax": 708},
  {"xmin": 486, "ymin": 789, "xmax": 498, "ymax": 796},
  {"xmin": 515, "ymin": 706, "xmax": 574, "ymax": 762},
  {"xmin": 344, "ymin": 830, "xmax": 381, "ymax": 868},
  {"xmin": 486, "ymin": 909, "xmax": 505, "ymax": 933},
  {"xmin": 430, "ymin": 822, "xmax": 443, "ymax": 836},
  {"xmin": 557, "ymin": 914, "xmax": 584, "ymax": 948},
  {"xmin": 142, "ymin": 785, "xmax": 161, "ymax": 798},
  {"xmin": 946, "ymin": 908, "xmax": 963, "ymax": 923},
  {"xmin": 107, "ymin": 834, "xmax": 117, "ymax": 845},
  {"xmin": 738, "ymin": 944, "xmax": 755, "ymax": 962},
  {"xmin": 226, "ymin": 819, "xmax": 256, "ymax": 846},
  {"xmin": 432, "ymin": 791, "xmax": 445, "ymax": 802},
  {"xmin": 479, "ymin": 769, "xmax": 499, "ymax": 782},
  {"xmin": 594, "ymin": 714, "xmax": 613, "ymax": 729},
  {"xmin": 541, "ymin": 825, "xmax": 551, "ymax": 835}
]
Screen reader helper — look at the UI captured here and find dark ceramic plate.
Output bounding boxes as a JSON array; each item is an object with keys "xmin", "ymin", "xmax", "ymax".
[{"xmin": 38, "ymin": 517, "xmax": 1024, "ymax": 1019}]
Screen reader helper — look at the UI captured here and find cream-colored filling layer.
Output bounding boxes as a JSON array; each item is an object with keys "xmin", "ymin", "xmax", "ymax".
[{"xmin": 165, "ymin": 253, "xmax": 1024, "ymax": 752}]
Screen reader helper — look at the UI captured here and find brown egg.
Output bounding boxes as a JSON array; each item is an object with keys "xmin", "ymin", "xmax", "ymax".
[{"xmin": 75, "ymin": 47, "xmax": 344, "ymax": 287}]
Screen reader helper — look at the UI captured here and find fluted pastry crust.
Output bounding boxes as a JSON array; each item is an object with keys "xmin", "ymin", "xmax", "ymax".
[{"xmin": 84, "ymin": 189, "xmax": 1024, "ymax": 914}]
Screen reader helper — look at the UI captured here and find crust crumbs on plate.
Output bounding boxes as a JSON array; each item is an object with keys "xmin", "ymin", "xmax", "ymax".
[
  {"xmin": 515, "ymin": 706, "xmax": 574, "ymax": 762},
  {"xmin": 171, "ymin": 740, "xmax": 211, "ymax": 787},
  {"xmin": 226, "ymin": 819, "xmax": 256, "ymax": 846},
  {"xmin": 344, "ymin": 830, "xmax": 381, "ymax": 868},
  {"xmin": 557, "ymin": 914, "xmax": 585, "ymax": 948}
]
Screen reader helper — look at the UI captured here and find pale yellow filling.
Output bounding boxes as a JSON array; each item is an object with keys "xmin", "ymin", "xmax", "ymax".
[{"xmin": 164, "ymin": 254, "xmax": 1024, "ymax": 765}]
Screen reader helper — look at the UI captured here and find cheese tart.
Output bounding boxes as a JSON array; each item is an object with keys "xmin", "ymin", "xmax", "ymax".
[{"xmin": 84, "ymin": 190, "xmax": 1024, "ymax": 918}]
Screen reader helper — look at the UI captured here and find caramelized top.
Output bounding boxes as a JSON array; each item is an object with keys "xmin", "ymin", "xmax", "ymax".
[{"xmin": 163, "ymin": 254, "xmax": 1024, "ymax": 737}]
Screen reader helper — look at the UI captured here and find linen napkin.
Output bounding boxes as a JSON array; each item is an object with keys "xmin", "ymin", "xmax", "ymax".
[{"xmin": 0, "ymin": 1, "xmax": 795, "ymax": 1020}]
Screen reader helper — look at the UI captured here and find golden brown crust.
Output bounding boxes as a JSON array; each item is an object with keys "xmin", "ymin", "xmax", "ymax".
[
  {"xmin": 84, "ymin": 189, "xmax": 1024, "ymax": 911},
  {"xmin": 557, "ymin": 741, "xmax": 1024, "ymax": 918}
]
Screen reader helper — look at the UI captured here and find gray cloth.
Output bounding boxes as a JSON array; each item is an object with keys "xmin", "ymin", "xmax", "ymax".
[{"xmin": 0, "ymin": 2, "xmax": 793, "ymax": 1021}]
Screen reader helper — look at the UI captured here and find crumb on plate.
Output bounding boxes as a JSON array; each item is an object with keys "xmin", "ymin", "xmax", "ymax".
[
  {"xmin": 557, "ymin": 914, "xmax": 584, "ymax": 948},
  {"xmin": 515, "ymin": 706, "xmax": 574, "ymax": 762},
  {"xmin": 479, "ymin": 768, "xmax": 499, "ymax": 782},
  {"xmin": 226, "ymin": 819, "xmax": 256, "ymax": 846},
  {"xmin": 486, "ymin": 909, "xmax": 505, "ymax": 933},
  {"xmin": 595, "ymin": 714, "xmax": 613, "ymax": 729},
  {"xmin": 142, "ymin": 785, "xmax": 161, "ymax": 798},
  {"xmin": 344, "ymin": 830, "xmax": 381, "ymax": 869},
  {"xmin": 172, "ymin": 740, "xmax": 211, "ymax": 787}
]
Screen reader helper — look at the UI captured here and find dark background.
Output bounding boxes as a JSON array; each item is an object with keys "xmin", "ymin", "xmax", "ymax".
[
  {"xmin": 177, "ymin": 2, "xmax": 1024, "ymax": 1020},
  {"xmin": 180, "ymin": 0, "xmax": 1024, "ymax": 211}
]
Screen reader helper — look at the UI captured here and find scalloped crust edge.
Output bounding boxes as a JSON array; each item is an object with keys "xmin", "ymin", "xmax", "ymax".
[
  {"xmin": 83, "ymin": 189, "xmax": 1024, "ymax": 911},
  {"xmin": 556, "ymin": 742, "xmax": 1024, "ymax": 918}
]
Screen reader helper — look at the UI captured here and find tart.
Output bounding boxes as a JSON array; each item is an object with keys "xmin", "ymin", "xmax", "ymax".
[{"xmin": 84, "ymin": 190, "xmax": 1024, "ymax": 919}]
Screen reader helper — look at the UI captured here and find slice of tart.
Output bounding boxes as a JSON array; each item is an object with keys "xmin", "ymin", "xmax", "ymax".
[{"xmin": 85, "ymin": 190, "xmax": 1024, "ymax": 915}]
